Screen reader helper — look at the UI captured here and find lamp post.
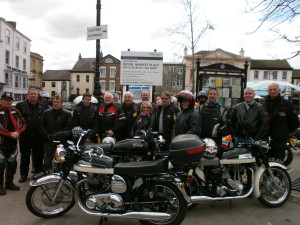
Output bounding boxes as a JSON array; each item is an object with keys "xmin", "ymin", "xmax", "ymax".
[
  {"xmin": 195, "ymin": 57, "xmax": 201, "ymax": 94},
  {"xmin": 93, "ymin": 0, "xmax": 102, "ymax": 103}
]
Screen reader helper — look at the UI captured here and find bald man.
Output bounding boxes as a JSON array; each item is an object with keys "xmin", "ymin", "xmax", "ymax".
[{"xmin": 264, "ymin": 83, "xmax": 299, "ymax": 161}]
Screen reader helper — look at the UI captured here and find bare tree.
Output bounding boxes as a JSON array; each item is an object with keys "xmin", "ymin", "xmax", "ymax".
[
  {"xmin": 168, "ymin": 0, "xmax": 210, "ymax": 92},
  {"xmin": 247, "ymin": 0, "xmax": 300, "ymax": 58}
]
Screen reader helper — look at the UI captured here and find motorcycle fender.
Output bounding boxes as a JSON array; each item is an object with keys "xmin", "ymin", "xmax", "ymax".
[
  {"xmin": 253, "ymin": 162, "xmax": 287, "ymax": 198},
  {"xmin": 30, "ymin": 173, "xmax": 74, "ymax": 187}
]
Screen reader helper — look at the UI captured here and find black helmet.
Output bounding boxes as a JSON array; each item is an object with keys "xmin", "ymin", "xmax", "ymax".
[{"xmin": 197, "ymin": 90, "xmax": 208, "ymax": 98}]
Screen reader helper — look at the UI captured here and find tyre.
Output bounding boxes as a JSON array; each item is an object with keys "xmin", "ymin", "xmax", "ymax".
[
  {"xmin": 258, "ymin": 166, "xmax": 291, "ymax": 208},
  {"xmin": 283, "ymin": 147, "xmax": 293, "ymax": 166},
  {"xmin": 138, "ymin": 181, "xmax": 187, "ymax": 225},
  {"xmin": 26, "ymin": 181, "xmax": 75, "ymax": 218}
]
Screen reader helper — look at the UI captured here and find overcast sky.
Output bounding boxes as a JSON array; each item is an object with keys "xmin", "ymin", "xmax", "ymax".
[{"xmin": 1, "ymin": 0, "xmax": 299, "ymax": 71}]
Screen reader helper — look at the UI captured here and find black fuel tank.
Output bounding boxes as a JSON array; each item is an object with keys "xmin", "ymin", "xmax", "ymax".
[{"xmin": 111, "ymin": 139, "xmax": 148, "ymax": 155}]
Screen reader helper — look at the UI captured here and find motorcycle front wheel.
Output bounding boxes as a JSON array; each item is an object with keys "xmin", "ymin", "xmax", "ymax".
[
  {"xmin": 138, "ymin": 181, "xmax": 187, "ymax": 225},
  {"xmin": 283, "ymin": 147, "xmax": 293, "ymax": 166},
  {"xmin": 26, "ymin": 181, "xmax": 75, "ymax": 218},
  {"xmin": 258, "ymin": 166, "xmax": 291, "ymax": 208}
]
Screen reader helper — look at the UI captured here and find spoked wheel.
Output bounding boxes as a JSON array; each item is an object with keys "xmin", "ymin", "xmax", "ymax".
[
  {"xmin": 283, "ymin": 147, "xmax": 293, "ymax": 166},
  {"xmin": 26, "ymin": 181, "xmax": 75, "ymax": 218},
  {"xmin": 258, "ymin": 166, "xmax": 291, "ymax": 208},
  {"xmin": 138, "ymin": 181, "xmax": 187, "ymax": 225}
]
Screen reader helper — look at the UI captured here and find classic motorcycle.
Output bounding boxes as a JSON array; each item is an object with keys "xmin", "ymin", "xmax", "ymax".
[
  {"xmin": 169, "ymin": 137, "xmax": 292, "ymax": 208},
  {"xmin": 26, "ymin": 128, "xmax": 188, "ymax": 225}
]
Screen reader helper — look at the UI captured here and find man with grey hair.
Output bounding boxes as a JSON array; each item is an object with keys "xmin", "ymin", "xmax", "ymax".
[
  {"xmin": 122, "ymin": 91, "xmax": 139, "ymax": 139},
  {"xmin": 231, "ymin": 87, "xmax": 269, "ymax": 141},
  {"xmin": 97, "ymin": 92, "xmax": 126, "ymax": 142},
  {"xmin": 263, "ymin": 83, "xmax": 299, "ymax": 161},
  {"xmin": 137, "ymin": 90, "xmax": 156, "ymax": 115}
]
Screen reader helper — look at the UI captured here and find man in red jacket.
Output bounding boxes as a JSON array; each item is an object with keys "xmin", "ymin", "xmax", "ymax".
[{"xmin": 0, "ymin": 92, "xmax": 26, "ymax": 195}]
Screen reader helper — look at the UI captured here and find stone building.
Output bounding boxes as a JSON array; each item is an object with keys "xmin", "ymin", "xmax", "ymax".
[{"xmin": 29, "ymin": 52, "xmax": 44, "ymax": 90}]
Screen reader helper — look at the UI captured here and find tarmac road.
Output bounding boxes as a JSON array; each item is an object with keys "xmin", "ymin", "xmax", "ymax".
[{"xmin": 0, "ymin": 149, "xmax": 299, "ymax": 225}]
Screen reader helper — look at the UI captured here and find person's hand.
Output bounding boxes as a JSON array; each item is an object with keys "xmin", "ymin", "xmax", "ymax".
[
  {"xmin": 10, "ymin": 132, "xmax": 20, "ymax": 140},
  {"xmin": 106, "ymin": 130, "xmax": 114, "ymax": 136}
]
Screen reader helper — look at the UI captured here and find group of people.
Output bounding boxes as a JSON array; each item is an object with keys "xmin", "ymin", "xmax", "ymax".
[{"xmin": 0, "ymin": 82, "xmax": 298, "ymax": 195}]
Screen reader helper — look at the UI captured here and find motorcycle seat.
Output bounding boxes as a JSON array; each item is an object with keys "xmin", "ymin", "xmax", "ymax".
[
  {"xmin": 200, "ymin": 157, "xmax": 220, "ymax": 166},
  {"xmin": 114, "ymin": 158, "xmax": 169, "ymax": 175},
  {"xmin": 222, "ymin": 148, "xmax": 248, "ymax": 159}
]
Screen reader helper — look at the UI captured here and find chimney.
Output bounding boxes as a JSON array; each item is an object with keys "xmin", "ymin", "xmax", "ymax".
[
  {"xmin": 184, "ymin": 47, "xmax": 188, "ymax": 56},
  {"xmin": 78, "ymin": 53, "xmax": 82, "ymax": 59},
  {"xmin": 8, "ymin": 21, "xmax": 16, "ymax": 29},
  {"xmin": 239, "ymin": 48, "xmax": 245, "ymax": 57}
]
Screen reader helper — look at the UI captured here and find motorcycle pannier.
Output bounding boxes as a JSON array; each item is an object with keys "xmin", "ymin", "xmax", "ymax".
[{"xmin": 170, "ymin": 134, "xmax": 206, "ymax": 166}]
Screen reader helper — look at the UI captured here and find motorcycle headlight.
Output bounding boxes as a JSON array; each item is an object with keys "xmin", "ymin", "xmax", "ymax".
[{"xmin": 55, "ymin": 147, "xmax": 67, "ymax": 163}]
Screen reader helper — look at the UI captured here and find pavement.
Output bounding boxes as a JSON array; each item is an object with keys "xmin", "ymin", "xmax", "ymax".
[{"xmin": 287, "ymin": 147, "xmax": 300, "ymax": 204}]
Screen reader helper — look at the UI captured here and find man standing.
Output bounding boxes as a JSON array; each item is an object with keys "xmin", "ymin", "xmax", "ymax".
[
  {"xmin": 121, "ymin": 91, "xmax": 139, "ymax": 139},
  {"xmin": 195, "ymin": 90, "xmax": 208, "ymax": 112},
  {"xmin": 200, "ymin": 87, "xmax": 227, "ymax": 143},
  {"xmin": 98, "ymin": 92, "xmax": 126, "ymax": 142},
  {"xmin": 264, "ymin": 83, "xmax": 299, "ymax": 161},
  {"xmin": 137, "ymin": 90, "xmax": 156, "ymax": 114},
  {"xmin": 72, "ymin": 93, "xmax": 98, "ymax": 143},
  {"xmin": 156, "ymin": 91, "xmax": 179, "ymax": 149},
  {"xmin": 16, "ymin": 88, "xmax": 46, "ymax": 182},
  {"xmin": 0, "ymin": 92, "xmax": 26, "ymax": 195},
  {"xmin": 231, "ymin": 87, "xmax": 269, "ymax": 141},
  {"xmin": 40, "ymin": 95, "xmax": 72, "ymax": 170}
]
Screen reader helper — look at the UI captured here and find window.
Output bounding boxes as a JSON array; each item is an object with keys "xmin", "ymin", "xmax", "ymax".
[
  {"xmin": 86, "ymin": 75, "xmax": 89, "ymax": 82},
  {"xmin": 15, "ymin": 56, "xmax": 19, "ymax": 69},
  {"xmin": 32, "ymin": 59, "xmax": 36, "ymax": 68},
  {"xmin": 76, "ymin": 88, "xmax": 80, "ymax": 95},
  {"xmin": 5, "ymin": 51, "xmax": 10, "ymax": 64},
  {"xmin": 282, "ymin": 71, "xmax": 287, "ymax": 80},
  {"xmin": 15, "ymin": 75, "xmax": 19, "ymax": 88},
  {"xmin": 172, "ymin": 81, "xmax": 177, "ymax": 87},
  {"xmin": 23, "ymin": 77, "xmax": 27, "ymax": 88},
  {"xmin": 100, "ymin": 67, "xmax": 106, "ymax": 78},
  {"xmin": 42, "ymin": 82, "xmax": 45, "ymax": 87},
  {"xmin": 23, "ymin": 59, "xmax": 26, "ymax": 70},
  {"xmin": 5, "ymin": 72, "xmax": 9, "ymax": 86},
  {"xmin": 86, "ymin": 88, "xmax": 89, "ymax": 93},
  {"xmin": 5, "ymin": 29, "xmax": 10, "ymax": 44},
  {"xmin": 109, "ymin": 80, "xmax": 115, "ymax": 91},
  {"xmin": 254, "ymin": 71, "xmax": 259, "ymax": 79},
  {"xmin": 16, "ymin": 37, "xmax": 20, "ymax": 50},
  {"xmin": 76, "ymin": 75, "xmax": 80, "ymax": 82},
  {"xmin": 272, "ymin": 71, "xmax": 278, "ymax": 80},
  {"xmin": 52, "ymin": 82, "xmax": 56, "ymax": 87},
  {"xmin": 51, "ymin": 91, "xmax": 55, "ymax": 97},
  {"xmin": 100, "ymin": 81, "xmax": 106, "ymax": 90},
  {"xmin": 110, "ymin": 67, "xmax": 116, "ymax": 78},
  {"xmin": 23, "ymin": 41, "xmax": 27, "ymax": 53},
  {"xmin": 105, "ymin": 58, "xmax": 113, "ymax": 63},
  {"xmin": 263, "ymin": 71, "xmax": 268, "ymax": 79}
]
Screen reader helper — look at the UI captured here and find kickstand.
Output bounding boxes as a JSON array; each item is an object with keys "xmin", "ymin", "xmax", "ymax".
[{"xmin": 99, "ymin": 217, "xmax": 108, "ymax": 225}]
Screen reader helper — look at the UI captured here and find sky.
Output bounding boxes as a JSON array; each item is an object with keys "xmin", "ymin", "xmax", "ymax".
[{"xmin": 1, "ymin": 0, "xmax": 300, "ymax": 71}]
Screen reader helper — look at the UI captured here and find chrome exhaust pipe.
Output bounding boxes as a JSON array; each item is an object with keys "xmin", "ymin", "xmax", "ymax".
[
  {"xmin": 191, "ymin": 168, "xmax": 254, "ymax": 203},
  {"xmin": 77, "ymin": 199, "xmax": 171, "ymax": 220}
]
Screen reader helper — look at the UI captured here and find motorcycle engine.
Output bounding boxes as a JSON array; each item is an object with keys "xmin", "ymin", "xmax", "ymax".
[{"xmin": 85, "ymin": 193, "xmax": 124, "ymax": 211}]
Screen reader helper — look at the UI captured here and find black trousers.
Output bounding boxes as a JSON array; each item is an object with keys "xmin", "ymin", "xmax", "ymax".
[
  {"xmin": 268, "ymin": 140, "xmax": 287, "ymax": 162},
  {"xmin": 19, "ymin": 133, "xmax": 44, "ymax": 176}
]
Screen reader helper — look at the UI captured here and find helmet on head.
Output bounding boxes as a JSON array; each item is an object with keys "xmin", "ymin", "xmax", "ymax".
[
  {"xmin": 203, "ymin": 138, "xmax": 218, "ymax": 159},
  {"xmin": 178, "ymin": 90, "xmax": 195, "ymax": 108},
  {"xmin": 197, "ymin": 90, "xmax": 208, "ymax": 99},
  {"xmin": 39, "ymin": 91, "xmax": 50, "ymax": 98}
]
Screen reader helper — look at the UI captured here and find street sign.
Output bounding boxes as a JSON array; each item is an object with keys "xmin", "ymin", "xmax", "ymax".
[{"xmin": 87, "ymin": 25, "xmax": 108, "ymax": 40}]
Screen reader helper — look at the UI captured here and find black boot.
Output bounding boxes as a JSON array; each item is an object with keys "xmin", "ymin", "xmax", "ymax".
[
  {"xmin": 0, "ymin": 164, "xmax": 6, "ymax": 195},
  {"xmin": 5, "ymin": 161, "xmax": 20, "ymax": 191}
]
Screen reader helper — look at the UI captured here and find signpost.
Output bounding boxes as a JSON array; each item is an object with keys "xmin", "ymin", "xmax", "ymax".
[{"xmin": 87, "ymin": 25, "xmax": 108, "ymax": 40}]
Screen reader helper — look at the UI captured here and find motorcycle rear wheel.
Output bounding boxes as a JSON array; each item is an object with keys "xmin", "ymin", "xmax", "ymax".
[
  {"xmin": 138, "ymin": 181, "xmax": 187, "ymax": 225},
  {"xmin": 258, "ymin": 166, "xmax": 291, "ymax": 208},
  {"xmin": 26, "ymin": 181, "xmax": 75, "ymax": 218}
]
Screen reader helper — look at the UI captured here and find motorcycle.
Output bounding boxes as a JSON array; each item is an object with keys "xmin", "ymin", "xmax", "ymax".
[
  {"xmin": 26, "ymin": 128, "xmax": 188, "ymax": 225},
  {"xmin": 170, "ymin": 137, "xmax": 292, "ymax": 208}
]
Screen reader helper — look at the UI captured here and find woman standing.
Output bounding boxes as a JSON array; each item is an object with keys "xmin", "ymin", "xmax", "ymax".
[{"xmin": 132, "ymin": 101, "xmax": 156, "ymax": 137}]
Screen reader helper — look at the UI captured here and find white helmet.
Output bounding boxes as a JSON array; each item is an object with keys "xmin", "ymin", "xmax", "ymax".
[
  {"xmin": 102, "ymin": 136, "xmax": 116, "ymax": 145},
  {"xmin": 39, "ymin": 91, "xmax": 50, "ymax": 98},
  {"xmin": 203, "ymin": 138, "xmax": 218, "ymax": 159}
]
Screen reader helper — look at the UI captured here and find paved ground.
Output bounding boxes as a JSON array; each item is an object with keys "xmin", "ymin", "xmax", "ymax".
[{"xmin": 0, "ymin": 148, "xmax": 300, "ymax": 225}]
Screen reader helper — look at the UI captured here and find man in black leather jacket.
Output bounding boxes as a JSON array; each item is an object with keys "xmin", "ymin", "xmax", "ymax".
[
  {"xmin": 72, "ymin": 93, "xmax": 98, "ymax": 143},
  {"xmin": 16, "ymin": 88, "xmax": 46, "ymax": 182},
  {"xmin": 264, "ymin": 83, "xmax": 299, "ymax": 161},
  {"xmin": 156, "ymin": 91, "xmax": 179, "ymax": 148},
  {"xmin": 40, "ymin": 95, "xmax": 72, "ymax": 170},
  {"xmin": 175, "ymin": 90, "xmax": 201, "ymax": 136},
  {"xmin": 231, "ymin": 87, "xmax": 269, "ymax": 141}
]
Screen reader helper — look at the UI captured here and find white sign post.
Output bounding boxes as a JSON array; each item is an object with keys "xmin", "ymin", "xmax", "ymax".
[
  {"xmin": 87, "ymin": 25, "xmax": 108, "ymax": 40},
  {"xmin": 120, "ymin": 51, "xmax": 163, "ymax": 86}
]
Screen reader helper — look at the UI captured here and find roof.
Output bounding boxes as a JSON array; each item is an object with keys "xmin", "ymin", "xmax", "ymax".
[
  {"xmin": 195, "ymin": 48, "xmax": 239, "ymax": 58},
  {"xmin": 250, "ymin": 60, "xmax": 292, "ymax": 70},
  {"xmin": 292, "ymin": 69, "xmax": 300, "ymax": 78},
  {"xmin": 43, "ymin": 70, "xmax": 71, "ymax": 81}
]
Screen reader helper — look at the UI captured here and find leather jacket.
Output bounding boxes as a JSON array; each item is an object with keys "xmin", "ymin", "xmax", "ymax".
[
  {"xmin": 231, "ymin": 101, "xmax": 269, "ymax": 140},
  {"xmin": 132, "ymin": 113, "xmax": 156, "ymax": 137},
  {"xmin": 175, "ymin": 108, "xmax": 201, "ymax": 136}
]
